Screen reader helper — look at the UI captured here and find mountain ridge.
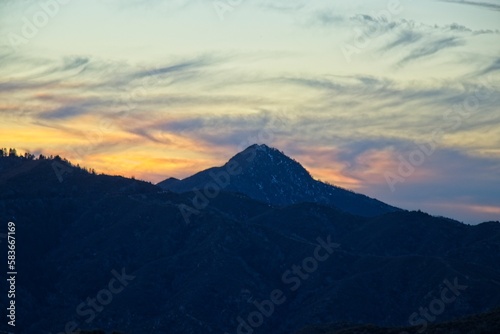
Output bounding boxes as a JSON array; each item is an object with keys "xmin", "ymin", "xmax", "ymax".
[{"xmin": 158, "ymin": 144, "xmax": 400, "ymax": 217}]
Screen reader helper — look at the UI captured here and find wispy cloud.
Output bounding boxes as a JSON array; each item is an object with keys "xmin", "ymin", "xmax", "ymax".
[
  {"xmin": 310, "ymin": 9, "xmax": 498, "ymax": 68},
  {"xmin": 382, "ymin": 30, "xmax": 424, "ymax": 50},
  {"xmin": 259, "ymin": 0, "xmax": 307, "ymax": 12},
  {"xmin": 438, "ymin": 0, "xmax": 500, "ymax": 11},
  {"xmin": 312, "ymin": 11, "xmax": 499, "ymax": 35},
  {"xmin": 398, "ymin": 37, "xmax": 465, "ymax": 65},
  {"xmin": 130, "ymin": 56, "xmax": 215, "ymax": 80},
  {"xmin": 98, "ymin": 0, "xmax": 194, "ymax": 13},
  {"xmin": 477, "ymin": 58, "xmax": 500, "ymax": 75},
  {"xmin": 40, "ymin": 105, "xmax": 90, "ymax": 120}
]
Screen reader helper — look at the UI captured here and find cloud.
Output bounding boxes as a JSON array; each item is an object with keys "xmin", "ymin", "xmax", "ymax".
[
  {"xmin": 101, "ymin": 109, "xmax": 288, "ymax": 161},
  {"xmin": 0, "ymin": 52, "xmax": 257, "ymax": 127},
  {"xmin": 0, "ymin": 80, "xmax": 58, "ymax": 92},
  {"xmin": 60, "ymin": 57, "xmax": 90, "ymax": 72},
  {"xmin": 127, "ymin": 127, "xmax": 171, "ymax": 144},
  {"xmin": 382, "ymin": 30, "xmax": 424, "ymax": 50},
  {"xmin": 40, "ymin": 105, "xmax": 90, "ymax": 120},
  {"xmin": 445, "ymin": 22, "xmax": 498, "ymax": 35},
  {"xmin": 157, "ymin": 110, "xmax": 286, "ymax": 145},
  {"xmin": 313, "ymin": 11, "xmax": 346, "ymax": 26},
  {"xmin": 98, "ymin": 0, "xmax": 194, "ymax": 13},
  {"xmin": 275, "ymin": 72, "xmax": 500, "ymax": 147},
  {"xmin": 313, "ymin": 10, "xmax": 498, "ymax": 34},
  {"xmin": 371, "ymin": 20, "xmax": 497, "ymax": 65},
  {"xmin": 130, "ymin": 56, "xmax": 215, "ymax": 80},
  {"xmin": 438, "ymin": 0, "xmax": 500, "ymax": 11},
  {"xmin": 259, "ymin": 0, "xmax": 307, "ymax": 12},
  {"xmin": 398, "ymin": 37, "xmax": 465, "ymax": 65},
  {"xmin": 477, "ymin": 58, "xmax": 500, "ymax": 76},
  {"xmin": 311, "ymin": 9, "xmax": 498, "ymax": 67},
  {"xmin": 279, "ymin": 77, "xmax": 345, "ymax": 91}
]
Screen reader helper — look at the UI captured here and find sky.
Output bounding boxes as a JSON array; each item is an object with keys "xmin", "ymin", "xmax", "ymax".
[{"xmin": 0, "ymin": 0, "xmax": 499, "ymax": 224}]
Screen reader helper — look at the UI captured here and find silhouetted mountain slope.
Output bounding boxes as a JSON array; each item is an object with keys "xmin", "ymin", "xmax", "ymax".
[
  {"xmin": 296, "ymin": 307, "xmax": 500, "ymax": 334},
  {"xmin": 158, "ymin": 144, "xmax": 400, "ymax": 217},
  {"xmin": 0, "ymin": 155, "xmax": 158, "ymax": 200},
  {"xmin": 1, "ymin": 154, "xmax": 499, "ymax": 334},
  {"xmin": 69, "ymin": 307, "xmax": 500, "ymax": 334}
]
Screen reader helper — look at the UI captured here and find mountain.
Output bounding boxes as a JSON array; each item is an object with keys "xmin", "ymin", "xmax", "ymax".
[
  {"xmin": 158, "ymin": 144, "xmax": 399, "ymax": 217},
  {"xmin": 1, "ymin": 152, "xmax": 499, "ymax": 334}
]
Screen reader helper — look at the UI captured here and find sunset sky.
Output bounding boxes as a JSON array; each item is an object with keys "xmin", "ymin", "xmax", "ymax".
[{"xmin": 1, "ymin": 0, "xmax": 499, "ymax": 224}]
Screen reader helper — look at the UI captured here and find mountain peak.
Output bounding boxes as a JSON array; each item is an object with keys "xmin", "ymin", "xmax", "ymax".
[
  {"xmin": 228, "ymin": 144, "xmax": 309, "ymax": 176},
  {"xmin": 158, "ymin": 144, "xmax": 399, "ymax": 216},
  {"xmin": 242, "ymin": 143, "xmax": 279, "ymax": 154},
  {"xmin": 247, "ymin": 143, "xmax": 270, "ymax": 150}
]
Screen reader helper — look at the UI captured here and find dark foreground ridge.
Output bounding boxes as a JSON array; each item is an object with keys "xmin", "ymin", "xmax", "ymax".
[
  {"xmin": 158, "ymin": 144, "xmax": 400, "ymax": 217},
  {"xmin": 0, "ymin": 149, "xmax": 499, "ymax": 333},
  {"xmin": 296, "ymin": 307, "xmax": 500, "ymax": 333},
  {"xmin": 76, "ymin": 307, "xmax": 500, "ymax": 333}
]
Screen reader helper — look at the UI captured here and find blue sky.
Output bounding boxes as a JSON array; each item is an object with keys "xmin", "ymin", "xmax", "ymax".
[{"xmin": 0, "ymin": 0, "xmax": 499, "ymax": 223}]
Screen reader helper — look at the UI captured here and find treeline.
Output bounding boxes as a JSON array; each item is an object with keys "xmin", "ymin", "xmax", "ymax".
[
  {"xmin": 0, "ymin": 147, "xmax": 57, "ymax": 160},
  {"xmin": 0, "ymin": 147, "xmax": 97, "ymax": 174},
  {"xmin": 0, "ymin": 147, "xmax": 36, "ymax": 159}
]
